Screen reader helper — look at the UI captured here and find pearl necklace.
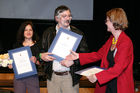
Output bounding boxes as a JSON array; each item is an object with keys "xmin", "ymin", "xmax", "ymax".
[{"xmin": 112, "ymin": 37, "xmax": 118, "ymax": 45}]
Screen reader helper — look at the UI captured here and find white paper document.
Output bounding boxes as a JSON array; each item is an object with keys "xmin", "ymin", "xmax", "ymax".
[
  {"xmin": 12, "ymin": 50, "xmax": 33, "ymax": 74},
  {"xmin": 48, "ymin": 27, "xmax": 82, "ymax": 61},
  {"xmin": 75, "ymin": 67, "xmax": 104, "ymax": 76},
  {"xmin": 52, "ymin": 32, "xmax": 77, "ymax": 59}
]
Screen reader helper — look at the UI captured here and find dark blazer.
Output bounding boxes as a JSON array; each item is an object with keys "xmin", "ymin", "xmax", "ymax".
[{"xmin": 41, "ymin": 25, "xmax": 89, "ymax": 86}]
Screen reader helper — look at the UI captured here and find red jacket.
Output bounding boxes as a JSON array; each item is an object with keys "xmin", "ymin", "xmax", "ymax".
[{"xmin": 79, "ymin": 32, "xmax": 135, "ymax": 93}]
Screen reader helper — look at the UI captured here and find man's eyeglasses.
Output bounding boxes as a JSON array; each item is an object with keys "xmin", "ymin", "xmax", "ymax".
[{"xmin": 60, "ymin": 14, "xmax": 72, "ymax": 19}]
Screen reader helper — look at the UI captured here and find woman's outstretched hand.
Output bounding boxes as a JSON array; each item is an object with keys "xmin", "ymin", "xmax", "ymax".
[{"xmin": 65, "ymin": 50, "xmax": 79, "ymax": 61}]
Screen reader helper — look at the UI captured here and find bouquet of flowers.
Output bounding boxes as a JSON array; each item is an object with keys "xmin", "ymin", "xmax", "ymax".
[{"xmin": 0, "ymin": 53, "xmax": 13, "ymax": 67}]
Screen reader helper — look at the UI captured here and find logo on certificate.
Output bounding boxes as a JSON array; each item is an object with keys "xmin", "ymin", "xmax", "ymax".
[{"xmin": 67, "ymin": 37, "xmax": 69, "ymax": 40}]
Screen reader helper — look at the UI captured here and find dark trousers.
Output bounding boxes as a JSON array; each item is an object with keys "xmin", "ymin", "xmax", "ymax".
[{"xmin": 14, "ymin": 75, "xmax": 40, "ymax": 93}]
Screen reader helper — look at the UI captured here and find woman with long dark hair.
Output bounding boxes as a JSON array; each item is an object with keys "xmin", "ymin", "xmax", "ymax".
[{"xmin": 9, "ymin": 21, "xmax": 40, "ymax": 93}]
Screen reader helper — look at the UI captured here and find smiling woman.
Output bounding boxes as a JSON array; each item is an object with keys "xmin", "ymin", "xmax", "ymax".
[{"xmin": 7, "ymin": 21, "xmax": 41, "ymax": 93}]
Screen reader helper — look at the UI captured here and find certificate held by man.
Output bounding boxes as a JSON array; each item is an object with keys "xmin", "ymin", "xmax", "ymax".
[
  {"xmin": 48, "ymin": 27, "xmax": 83, "ymax": 61},
  {"xmin": 8, "ymin": 46, "xmax": 37, "ymax": 79}
]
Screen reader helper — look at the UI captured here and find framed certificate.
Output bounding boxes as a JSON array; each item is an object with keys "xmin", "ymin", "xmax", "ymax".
[
  {"xmin": 75, "ymin": 66, "xmax": 105, "ymax": 76},
  {"xmin": 8, "ymin": 46, "xmax": 37, "ymax": 79},
  {"xmin": 48, "ymin": 27, "xmax": 83, "ymax": 61}
]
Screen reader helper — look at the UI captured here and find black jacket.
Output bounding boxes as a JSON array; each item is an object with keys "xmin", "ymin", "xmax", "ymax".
[{"xmin": 40, "ymin": 25, "xmax": 89, "ymax": 86}]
